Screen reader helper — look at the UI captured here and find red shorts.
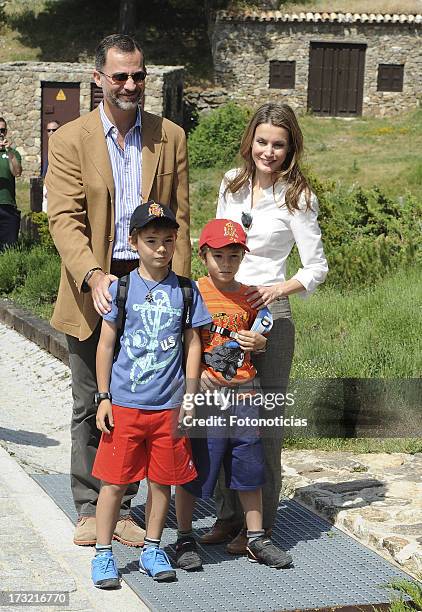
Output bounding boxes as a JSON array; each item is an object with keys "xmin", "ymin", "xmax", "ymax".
[{"xmin": 92, "ymin": 405, "xmax": 197, "ymax": 486}]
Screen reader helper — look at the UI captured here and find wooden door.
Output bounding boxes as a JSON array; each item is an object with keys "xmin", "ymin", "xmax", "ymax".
[
  {"xmin": 41, "ymin": 82, "xmax": 80, "ymax": 174},
  {"xmin": 307, "ymin": 42, "xmax": 366, "ymax": 116}
]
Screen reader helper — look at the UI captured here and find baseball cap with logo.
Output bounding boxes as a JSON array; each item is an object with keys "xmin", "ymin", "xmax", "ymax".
[
  {"xmin": 129, "ymin": 200, "xmax": 179, "ymax": 233},
  {"xmin": 199, "ymin": 219, "xmax": 249, "ymax": 252}
]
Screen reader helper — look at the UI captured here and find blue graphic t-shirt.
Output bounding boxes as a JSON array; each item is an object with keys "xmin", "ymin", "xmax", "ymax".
[{"xmin": 102, "ymin": 270, "xmax": 212, "ymax": 410}]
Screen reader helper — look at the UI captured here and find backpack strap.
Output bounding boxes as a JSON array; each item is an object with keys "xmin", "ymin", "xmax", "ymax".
[
  {"xmin": 176, "ymin": 275, "xmax": 193, "ymax": 330},
  {"xmin": 114, "ymin": 273, "xmax": 130, "ymax": 361}
]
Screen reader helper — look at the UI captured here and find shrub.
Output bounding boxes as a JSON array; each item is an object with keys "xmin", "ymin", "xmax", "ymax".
[
  {"xmin": 0, "ymin": 246, "xmax": 29, "ymax": 294},
  {"xmin": 26, "ymin": 212, "xmax": 56, "ymax": 250},
  {"xmin": 17, "ymin": 251, "xmax": 61, "ymax": 306},
  {"xmin": 191, "ymin": 249, "xmax": 207, "ymax": 280},
  {"xmin": 188, "ymin": 102, "xmax": 251, "ymax": 169},
  {"xmin": 305, "ymin": 178, "xmax": 422, "ymax": 291}
]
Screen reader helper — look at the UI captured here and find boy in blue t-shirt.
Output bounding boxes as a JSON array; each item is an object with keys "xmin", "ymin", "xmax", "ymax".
[{"xmin": 90, "ymin": 201, "xmax": 211, "ymax": 588}]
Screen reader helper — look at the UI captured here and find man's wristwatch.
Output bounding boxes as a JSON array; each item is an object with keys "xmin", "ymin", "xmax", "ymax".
[
  {"xmin": 82, "ymin": 267, "xmax": 102, "ymax": 293},
  {"xmin": 94, "ymin": 392, "xmax": 112, "ymax": 407}
]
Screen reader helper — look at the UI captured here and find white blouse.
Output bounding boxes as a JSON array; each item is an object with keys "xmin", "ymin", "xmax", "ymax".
[{"xmin": 216, "ymin": 169, "xmax": 328, "ymax": 296}]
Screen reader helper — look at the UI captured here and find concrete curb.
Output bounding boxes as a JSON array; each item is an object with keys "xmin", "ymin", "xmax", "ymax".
[
  {"xmin": 0, "ymin": 298, "xmax": 68, "ymax": 365},
  {"xmin": 0, "ymin": 446, "xmax": 147, "ymax": 611}
]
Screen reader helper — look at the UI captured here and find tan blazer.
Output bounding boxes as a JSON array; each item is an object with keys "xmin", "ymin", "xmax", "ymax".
[{"xmin": 46, "ymin": 107, "xmax": 190, "ymax": 341}]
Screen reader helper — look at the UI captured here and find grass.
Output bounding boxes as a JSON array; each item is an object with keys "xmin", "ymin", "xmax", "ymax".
[
  {"xmin": 290, "ymin": 265, "xmax": 422, "ymax": 378},
  {"xmin": 300, "ymin": 109, "xmax": 422, "ymax": 201},
  {"xmin": 283, "ymin": 437, "xmax": 422, "ymax": 453}
]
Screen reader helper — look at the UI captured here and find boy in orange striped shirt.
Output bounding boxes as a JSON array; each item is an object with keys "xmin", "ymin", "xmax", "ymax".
[{"xmin": 174, "ymin": 219, "xmax": 292, "ymax": 571}]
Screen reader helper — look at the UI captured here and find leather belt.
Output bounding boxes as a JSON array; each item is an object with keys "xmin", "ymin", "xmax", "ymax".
[{"xmin": 110, "ymin": 259, "xmax": 139, "ymax": 278}]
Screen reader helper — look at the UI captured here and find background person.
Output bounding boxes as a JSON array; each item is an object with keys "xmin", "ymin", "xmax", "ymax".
[
  {"xmin": 42, "ymin": 120, "xmax": 61, "ymax": 212},
  {"xmin": 42, "ymin": 120, "xmax": 61, "ymax": 178},
  {"xmin": 200, "ymin": 102, "xmax": 328, "ymax": 554},
  {"xmin": 46, "ymin": 34, "xmax": 191, "ymax": 548},
  {"xmin": 0, "ymin": 117, "xmax": 22, "ymax": 251}
]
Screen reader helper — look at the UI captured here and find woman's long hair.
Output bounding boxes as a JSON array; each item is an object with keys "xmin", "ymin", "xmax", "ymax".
[{"xmin": 226, "ymin": 103, "xmax": 311, "ymax": 212}]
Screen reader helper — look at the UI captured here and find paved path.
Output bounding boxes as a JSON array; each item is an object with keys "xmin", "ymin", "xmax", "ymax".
[
  {"xmin": 0, "ymin": 323, "xmax": 145, "ymax": 611},
  {"xmin": 0, "ymin": 320, "xmax": 420, "ymax": 610}
]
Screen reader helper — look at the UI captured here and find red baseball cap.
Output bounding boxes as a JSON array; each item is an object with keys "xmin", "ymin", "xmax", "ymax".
[{"xmin": 199, "ymin": 219, "xmax": 249, "ymax": 251}]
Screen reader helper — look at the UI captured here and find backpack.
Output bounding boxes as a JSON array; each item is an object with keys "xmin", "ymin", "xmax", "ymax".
[{"xmin": 113, "ymin": 273, "xmax": 193, "ymax": 361}]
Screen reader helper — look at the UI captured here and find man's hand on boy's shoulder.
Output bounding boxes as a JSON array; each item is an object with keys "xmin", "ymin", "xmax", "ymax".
[
  {"xmin": 88, "ymin": 271, "xmax": 118, "ymax": 315},
  {"xmin": 235, "ymin": 330, "xmax": 267, "ymax": 353},
  {"xmin": 96, "ymin": 400, "xmax": 114, "ymax": 434}
]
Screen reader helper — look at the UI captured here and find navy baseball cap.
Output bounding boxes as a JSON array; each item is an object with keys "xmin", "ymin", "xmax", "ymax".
[{"xmin": 129, "ymin": 200, "xmax": 179, "ymax": 233}]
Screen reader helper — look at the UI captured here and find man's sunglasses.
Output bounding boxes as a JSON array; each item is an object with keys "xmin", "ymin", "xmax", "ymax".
[
  {"xmin": 0, "ymin": 128, "xmax": 6, "ymax": 134},
  {"xmin": 47, "ymin": 128, "xmax": 58, "ymax": 133},
  {"xmin": 98, "ymin": 70, "xmax": 147, "ymax": 84}
]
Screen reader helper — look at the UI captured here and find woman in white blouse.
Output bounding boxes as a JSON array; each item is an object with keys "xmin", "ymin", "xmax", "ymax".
[{"xmin": 200, "ymin": 103, "xmax": 328, "ymax": 554}]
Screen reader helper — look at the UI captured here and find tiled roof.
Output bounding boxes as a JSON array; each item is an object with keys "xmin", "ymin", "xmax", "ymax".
[{"xmin": 216, "ymin": 10, "xmax": 422, "ymax": 24}]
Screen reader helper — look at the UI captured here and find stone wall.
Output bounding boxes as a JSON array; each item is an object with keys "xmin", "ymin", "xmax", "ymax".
[
  {"xmin": 212, "ymin": 12, "xmax": 422, "ymax": 117},
  {"xmin": 0, "ymin": 62, "xmax": 184, "ymax": 177}
]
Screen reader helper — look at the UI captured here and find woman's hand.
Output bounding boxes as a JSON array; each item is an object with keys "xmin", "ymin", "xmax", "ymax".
[
  {"xmin": 235, "ymin": 330, "xmax": 267, "ymax": 352},
  {"xmin": 245, "ymin": 283, "xmax": 283, "ymax": 308}
]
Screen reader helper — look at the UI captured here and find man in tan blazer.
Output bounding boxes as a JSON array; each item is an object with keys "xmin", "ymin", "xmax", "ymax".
[{"xmin": 46, "ymin": 34, "xmax": 190, "ymax": 547}]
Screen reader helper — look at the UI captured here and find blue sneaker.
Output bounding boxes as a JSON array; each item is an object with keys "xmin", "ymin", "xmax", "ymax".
[
  {"xmin": 91, "ymin": 551, "xmax": 120, "ymax": 589},
  {"xmin": 139, "ymin": 547, "xmax": 176, "ymax": 582}
]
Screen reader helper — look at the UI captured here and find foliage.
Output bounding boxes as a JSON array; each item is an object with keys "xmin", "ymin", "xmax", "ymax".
[
  {"xmin": 303, "ymin": 170, "xmax": 422, "ymax": 291},
  {"xmin": 0, "ymin": 244, "xmax": 60, "ymax": 313},
  {"xmin": 191, "ymin": 249, "xmax": 207, "ymax": 280},
  {"xmin": 188, "ymin": 102, "xmax": 251, "ymax": 169},
  {"xmin": 25, "ymin": 212, "xmax": 56, "ymax": 250},
  {"xmin": 290, "ymin": 264, "xmax": 422, "ymax": 378},
  {"xmin": 0, "ymin": 246, "xmax": 31, "ymax": 294},
  {"xmin": 386, "ymin": 577, "xmax": 422, "ymax": 611}
]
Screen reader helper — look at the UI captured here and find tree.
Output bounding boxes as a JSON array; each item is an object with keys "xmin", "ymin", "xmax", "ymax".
[{"xmin": 119, "ymin": 0, "xmax": 137, "ymax": 35}]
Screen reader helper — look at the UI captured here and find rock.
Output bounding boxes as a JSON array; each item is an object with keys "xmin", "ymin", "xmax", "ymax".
[
  {"xmin": 391, "ymin": 523, "xmax": 422, "ymax": 536},
  {"xmin": 383, "ymin": 536, "xmax": 411, "ymax": 556},
  {"xmin": 359, "ymin": 507, "xmax": 390, "ymax": 522},
  {"xmin": 318, "ymin": 479, "xmax": 383, "ymax": 494}
]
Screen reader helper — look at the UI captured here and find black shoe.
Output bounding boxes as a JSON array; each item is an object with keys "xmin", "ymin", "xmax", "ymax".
[
  {"xmin": 175, "ymin": 537, "xmax": 203, "ymax": 571},
  {"xmin": 247, "ymin": 536, "xmax": 293, "ymax": 568}
]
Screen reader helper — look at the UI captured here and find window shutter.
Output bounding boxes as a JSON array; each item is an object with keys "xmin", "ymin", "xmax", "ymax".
[{"xmin": 377, "ymin": 64, "xmax": 404, "ymax": 92}]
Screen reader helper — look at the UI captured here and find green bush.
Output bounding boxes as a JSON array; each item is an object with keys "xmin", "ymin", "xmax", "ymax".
[
  {"xmin": 17, "ymin": 254, "xmax": 61, "ymax": 306},
  {"xmin": 306, "ymin": 177, "xmax": 422, "ymax": 291},
  {"xmin": 191, "ymin": 249, "xmax": 207, "ymax": 280},
  {"xmin": 26, "ymin": 212, "xmax": 56, "ymax": 250},
  {"xmin": 0, "ymin": 247, "xmax": 30, "ymax": 294},
  {"xmin": 188, "ymin": 102, "xmax": 251, "ymax": 169}
]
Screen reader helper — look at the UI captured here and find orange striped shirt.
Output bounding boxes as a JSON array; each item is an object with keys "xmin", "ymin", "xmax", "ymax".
[{"xmin": 198, "ymin": 276, "xmax": 258, "ymax": 384}]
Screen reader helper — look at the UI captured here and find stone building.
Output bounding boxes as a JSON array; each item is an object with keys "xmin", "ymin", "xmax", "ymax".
[
  {"xmin": 212, "ymin": 10, "xmax": 422, "ymax": 117},
  {"xmin": 0, "ymin": 61, "xmax": 183, "ymax": 177}
]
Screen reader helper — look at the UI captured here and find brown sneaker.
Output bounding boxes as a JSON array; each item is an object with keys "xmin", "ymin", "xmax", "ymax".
[
  {"xmin": 227, "ymin": 527, "xmax": 272, "ymax": 555},
  {"xmin": 199, "ymin": 518, "xmax": 244, "ymax": 545},
  {"xmin": 113, "ymin": 515, "xmax": 145, "ymax": 547},
  {"xmin": 74, "ymin": 516, "xmax": 96, "ymax": 546}
]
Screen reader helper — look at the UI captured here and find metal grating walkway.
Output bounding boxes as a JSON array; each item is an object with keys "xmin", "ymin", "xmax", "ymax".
[{"xmin": 32, "ymin": 474, "xmax": 416, "ymax": 612}]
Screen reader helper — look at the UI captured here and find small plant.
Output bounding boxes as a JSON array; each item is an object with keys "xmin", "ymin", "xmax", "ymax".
[
  {"xmin": 386, "ymin": 576, "xmax": 422, "ymax": 611},
  {"xmin": 188, "ymin": 102, "xmax": 252, "ymax": 169}
]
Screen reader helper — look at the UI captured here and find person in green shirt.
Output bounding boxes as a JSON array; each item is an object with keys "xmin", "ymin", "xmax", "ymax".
[{"xmin": 0, "ymin": 117, "xmax": 22, "ymax": 251}]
